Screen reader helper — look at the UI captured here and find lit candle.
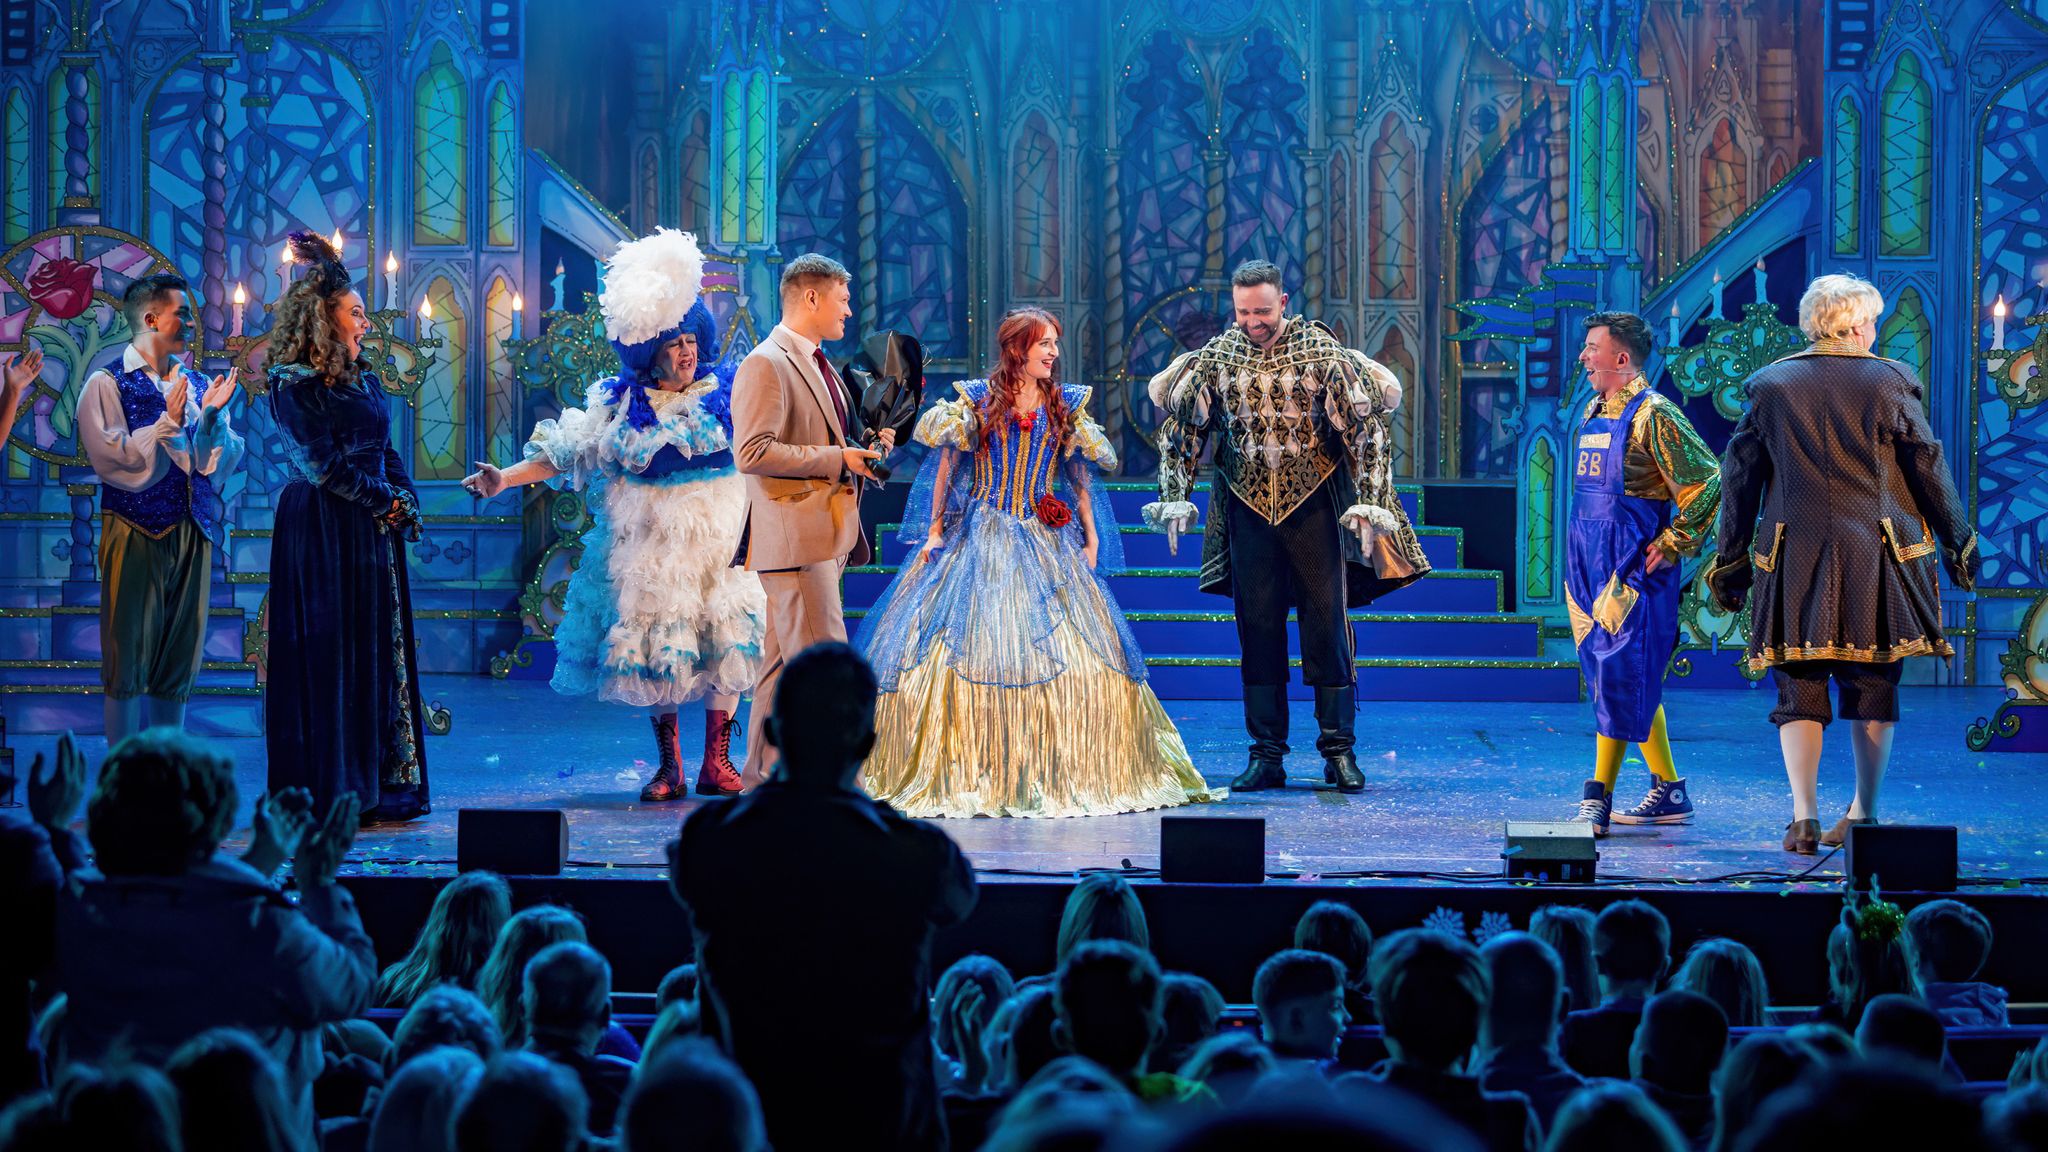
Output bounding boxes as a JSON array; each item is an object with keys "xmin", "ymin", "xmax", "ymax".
[
  {"xmin": 549, "ymin": 259, "xmax": 567, "ymax": 312},
  {"xmin": 418, "ymin": 295, "xmax": 434, "ymax": 341},
  {"xmin": 279, "ymin": 242, "xmax": 293, "ymax": 283},
  {"xmin": 1753, "ymin": 258, "xmax": 1767, "ymax": 300},
  {"xmin": 383, "ymin": 250, "xmax": 400, "ymax": 312},
  {"xmin": 232, "ymin": 282, "xmax": 246, "ymax": 338},
  {"xmin": 1668, "ymin": 302, "xmax": 1681, "ymax": 347},
  {"xmin": 1994, "ymin": 296, "xmax": 2007, "ymax": 351},
  {"xmin": 1710, "ymin": 269, "xmax": 1725, "ymax": 321},
  {"xmin": 331, "ymin": 228, "xmax": 345, "ymax": 258},
  {"xmin": 512, "ymin": 291, "xmax": 524, "ymax": 340}
]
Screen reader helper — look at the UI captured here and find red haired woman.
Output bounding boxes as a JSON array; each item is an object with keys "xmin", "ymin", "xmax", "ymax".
[{"xmin": 855, "ymin": 308, "xmax": 1218, "ymax": 816}]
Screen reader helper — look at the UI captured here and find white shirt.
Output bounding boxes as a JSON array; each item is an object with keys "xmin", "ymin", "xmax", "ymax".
[{"xmin": 77, "ymin": 344, "xmax": 245, "ymax": 492}]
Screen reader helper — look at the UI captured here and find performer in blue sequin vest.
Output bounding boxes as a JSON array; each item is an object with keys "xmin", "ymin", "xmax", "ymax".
[{"xmin": 77, "ymin": 271, "xmax": 244, "ymax": 742}]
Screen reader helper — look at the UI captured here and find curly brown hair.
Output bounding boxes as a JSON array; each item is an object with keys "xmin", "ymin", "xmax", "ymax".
[
  {"xmin": 266, "ymin": 278, "xmax": 362, "ymax": 385},
  {"xmin": 981, "ymin": 308, "xmax": 1068, "ymax": 451}
]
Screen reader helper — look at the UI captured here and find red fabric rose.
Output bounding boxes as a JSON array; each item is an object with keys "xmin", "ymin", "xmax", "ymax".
[
  {"xmin": 1035, "ymin": 493, "xmax": 1072, "ymax": 529},
  {"xmin": 27, "ymin": 257, "xmax": 97, "ymax": 321}
]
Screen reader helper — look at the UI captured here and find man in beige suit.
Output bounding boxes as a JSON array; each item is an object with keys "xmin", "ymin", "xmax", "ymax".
[{"xmin": 732, "ymin": 253, "xmax": 890, "ymax": 787}]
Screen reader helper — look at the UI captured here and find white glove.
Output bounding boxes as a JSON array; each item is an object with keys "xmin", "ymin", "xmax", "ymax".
[
  {"xmin": 1143, "ymin": 501, "xmax": 1200, "ymax": 557},
  {"xmin": 1339, "ymin": 504, "xmax": 1398, "ymax": 553}
]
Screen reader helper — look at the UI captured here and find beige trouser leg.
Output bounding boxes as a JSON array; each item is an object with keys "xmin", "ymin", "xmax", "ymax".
[{"xmin": 740, "ymin": 560, "xmax": 847, "ymax": 789}]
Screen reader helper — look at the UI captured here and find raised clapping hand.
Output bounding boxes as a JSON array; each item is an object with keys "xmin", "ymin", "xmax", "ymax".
[
  {"xmin": 163, "ymin": 363, "xmax": 193, "ymax": 427},
  {"xmin": 293, "ymin": 792, "xmax": 362, "ymax": 888},
  {"xmin": 462, "ymin": 461, "xmax": 506, "ymax": 498},
  {"xmin": 244, "ymin": 787, "xmax": 317, "ymax": 878},
  {"xmin": 3, "ymin": 346, "xmax": 43, "ymax": 403},
  {"xmin": 199, "ymin": 365, "xmax": 240, "ymax": 414},
  {"xmin": 27, "ymin": 731, "xmax": 88, "ymax": 833}
]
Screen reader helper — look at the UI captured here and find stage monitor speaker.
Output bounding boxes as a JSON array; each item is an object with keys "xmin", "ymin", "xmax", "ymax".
[
  {"xmin": 1502, "ymin": 821, "xmax": 1598, "ymax": 884},
  {"xmin": 1160, "ymin": 816, "xmax": 1265, "ymax": 884},
  {"xmin": 458, "ymin": 808, "xmax": 568, "ymax": 875},
  {"xmin": 1846, "ymin": 824, "xmax": 1957, "ymax": 892}
]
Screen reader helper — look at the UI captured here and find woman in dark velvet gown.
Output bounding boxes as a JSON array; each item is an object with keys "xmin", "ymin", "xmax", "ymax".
[{"xmin": 262, "ymin": 232, "xmax": 429, "ymax": 822}]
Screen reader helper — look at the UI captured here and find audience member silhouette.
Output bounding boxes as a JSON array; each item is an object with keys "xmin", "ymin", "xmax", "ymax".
[
  {"xmin": 366, "ymin": 1046, "xmax": 480, "ymax": 1152},
  {"xmin": 2, "ymin": 735, "xmax": 86, "ymax": 1104},
  {"xmin": 655, "ymin": 963, "xmax": 698, "ymax": 1011},
  {"xmin": 1853, "ymin": 993, "xmax": 1947, "ymax": 1074},
  {"xmin": 1561, "ymin": 900, "xmax": 1670, "ymax": 1078},
  {"xmin": 1738, "ymin": 1060, "xmax": 1988, "ymax": 1152},
  {"xmin": 1543, "ymin": 1080, "xmax": 1685, "ymax": 1152},
  {"xmin": 1156, "ymin": 972, "xmax": 1225, "ymax": 1075},
  {"xmin": 1905, "ymin": 900, "xmax": 2007, "ymax": 1027},
  {"xmin": 669, "ymin": 642, "xmax": 976, "ymax": 1152},
  {"xmin": 1530, "ymin": 907, "xmax": 1599, "ymax": 1015},
  {"xmin": 1707, "ymin": 1034, "xmax": 1822, "ymax": 1152},
  {"xmin": 615, "ymin": 1037, "xmax": 767, "ymax": 1152},
  {"xmin": 388, "ymin": 985, "xmax": 502, "ymax": 1069},
  {"xmin": 934, "ymin": 954, "xmax": 1014, "ymax": 1094},
  {"xmin": 1476, "ymin": 931, "xmax": 1587, "ymax": 1131},
  {"xmin": 375, "ymin": 871, "xmax": 510, "ymax": 1009},
  {"xmin": 1053, "ymin": 940, "xmax": 1205, "ymax": 1103},
  {"xmin": 52, "ymin": 729, "xmax": 372, "ymax": 1129},
  {"xmin": 165, "ymin": 1028, "xmax": 307, "ymax": 1152},
  {"xmin": 1178, "ymin": 1033, "xmax": 1278, "ymax": 1107},
  {"xmin": 1056, "ymin": 873, "xmax": 1151, "ymax": 970},
  {"xmin": 987, "ymin": 984, "xmax": 1062, "ymax": 1096},
  {"xmin": 1987, "ymin": 1085, "xmax": 2048, "ymax": 1152},
  {"xmin": 1295, "ymin": 900, "xmax": 1377, "ymax": 1024},
  {"xmin": 1822, "ymin": 897, "xmax": 1919, "ymax": 1030},
  {"xmin": 520, "ymin": 941, "xmax": 635, "ymax": 1136},
  {"xmin": 1362, "ymin": 929, "xmax": 1538, "ymax": 1152},
  {"xmin": 451, "ymin": 1051, "xmax": 587, "ymax": 1152},
  {"xmin": 1253, "ymin": 950, "xmax": 1348, "ymax": 1072},
  {"xmin": 1671, "ymin": 938, "xmax": 1769, "ymax": 1028},
  {"xmin": 1629, "ymin": 990, "xmax": 1728, "ymax": 1150}
]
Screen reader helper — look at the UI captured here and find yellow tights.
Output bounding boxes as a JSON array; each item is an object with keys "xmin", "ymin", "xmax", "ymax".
[{"xmin": 1594, "ymin": 706, "xmax": 1677, "ymax": 793}]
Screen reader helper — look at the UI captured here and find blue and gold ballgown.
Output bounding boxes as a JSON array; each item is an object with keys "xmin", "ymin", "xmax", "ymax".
[{"xmin": 856, "ymin": 380, "xmax": 1220, "ymax": 817}]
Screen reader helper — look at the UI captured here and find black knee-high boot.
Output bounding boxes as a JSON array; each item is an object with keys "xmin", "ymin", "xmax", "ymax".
[
  {"xmin": 1230, "ymin": 685, "xmax": 1290, "ymax": 791},
  {"xmin": 1315, "ymin": 686, "xmax": 1363, "ymax": 793}
]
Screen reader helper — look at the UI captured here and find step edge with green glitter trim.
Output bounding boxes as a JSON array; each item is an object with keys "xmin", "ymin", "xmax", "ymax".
[
  {"xmin": 845, "ymin": 565, "xmax": 1502, "ymax": 580},
  {"xmin": 1144, "ymin": 654, "xmax": 1578, "ymax": 670}
]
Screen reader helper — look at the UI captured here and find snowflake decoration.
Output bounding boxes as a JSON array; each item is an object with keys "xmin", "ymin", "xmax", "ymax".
[
  {"xmin": 1474, "ymin": 911, "xmax": 1516, "ymax": 945},
  {"xmin": 1422, "ymin": 907, "xmax": 1468, "ymax": 938}
]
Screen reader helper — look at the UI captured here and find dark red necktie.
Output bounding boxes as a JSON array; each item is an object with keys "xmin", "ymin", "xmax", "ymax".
[{"xmin": 812, "ymin": 348, "xmax": 849, "ymax": 438}]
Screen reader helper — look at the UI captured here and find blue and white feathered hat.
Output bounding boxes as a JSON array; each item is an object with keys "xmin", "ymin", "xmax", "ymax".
[{"xmin": 599, "ymin": 228, "xmax": 707, "ymax": 387}]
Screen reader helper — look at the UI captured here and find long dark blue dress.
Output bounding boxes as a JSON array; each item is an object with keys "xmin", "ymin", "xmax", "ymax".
[{"xmin": 265, "ymin": 361, "xmax": 429, "ymax": 822}]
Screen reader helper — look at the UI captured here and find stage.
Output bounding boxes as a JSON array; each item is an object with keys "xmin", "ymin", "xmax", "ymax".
[{"xmin": 9, "ymin": 674, "xmax": 2031, "ymax": 886}]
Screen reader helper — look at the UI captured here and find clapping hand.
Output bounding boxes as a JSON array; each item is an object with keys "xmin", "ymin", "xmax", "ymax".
[
  {"xmin": 244, "ymin": 787, "xmax": 317, "ymax": 879},
  {"xmin": 28, "ymin": 731, "xmax": 88, "ymax": 833},
  {"xmin": 163, "ymin": 363, "xmax": 193, "ymax": 427},
  {"xmin": 199, "ymin": 366, "xmax": 240, "ymax": 414},
  {"xmin": 293, "ymin": 792, "xmax": 362, "ymax": 888},
  {"xmin": 3, "ymin": 346, "xmax": 43, "ymax": 402}
]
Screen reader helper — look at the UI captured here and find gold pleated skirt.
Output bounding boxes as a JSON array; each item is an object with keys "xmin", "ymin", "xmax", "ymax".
[{"xmin": 861, "ymin": 624, "xmax": 1223, "ymax": 819}]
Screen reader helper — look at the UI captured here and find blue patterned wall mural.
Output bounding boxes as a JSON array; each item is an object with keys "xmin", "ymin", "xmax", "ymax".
[{"xmin": 2, "ymin": 0, "xmax": 2045, "ymax": 738}]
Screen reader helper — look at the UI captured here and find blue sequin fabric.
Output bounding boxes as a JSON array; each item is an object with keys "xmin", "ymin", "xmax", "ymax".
[{"xmin": 100, "ymin": 360, "xmax": 224, "ymax": 547}]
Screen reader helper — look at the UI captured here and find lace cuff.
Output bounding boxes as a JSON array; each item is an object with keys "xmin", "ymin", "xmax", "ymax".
[{"xmin": 1143, "ymin": 500, "xmax": 1199, "ymax": 528}]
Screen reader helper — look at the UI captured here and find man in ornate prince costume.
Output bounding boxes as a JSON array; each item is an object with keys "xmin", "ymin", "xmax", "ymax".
[
  {"xmin": 78, "ymin": 272, "xmax": 244, "ymax": 743},
  {"xmin": 1146, "ymin": 260, "xmax": 1429, "ymax": 794}
]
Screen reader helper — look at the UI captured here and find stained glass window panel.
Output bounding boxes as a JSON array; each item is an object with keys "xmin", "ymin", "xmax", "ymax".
[
  {"xmin": 1573, "ymin": 80, "xmax": 1601, "ymax": 252},
  {"xmin": 638, "ymin": 142, "xmax": 660, "ymax": 234},
  {"xmin": 484, "ymin": 278, "xmax": 517, "ymax": 467},
  {"xmin": 1976, "ymin": 68, "xmax": 2048, "ymax": 586},
  {"xmin": 1525, "ymin": 437, "xmax": 1556, "ymax": 599},
  {"xmin": 1118, "ymin": 34, "xmax": 1208, "ymax": 318},
  {"xmin": 1698, "ymin": 118, "xmax": 1746, "ymax": 248},
  {"xmin": 720, "ymin": 76, "xmax": 744, "ymax": 244},
  {"xmin": 1221, "ymin": 30, "xmax": 1306, "ymax": 272},
  {"xmin": 1012, "ymin": 113, "xmax": 1061, "ymax": 298},
  {"xmin": 2, "ymin": 87, "xmax": 27, "ymax": 243},
  {"xmin": 1369, "ymin": 117, "xmax": 1417, "ymax": 299},
  {"xmin": 1879, "ymin": 53, "xmax": 1932, "ymax": 257},
  {"xmin": 413, "ymin": 43, "xmax": 468, "ymax": 246},
  {"xmin": 1832, "ymin": 95, "xmax": 1860, "ymax": 254},
  {"xmin": 744, "ymin": 70, "xmax": 768, "ymax": 244},
  {"xmin": 871, "ymin": 102, "xmax": 965, "ymax": 355},
  {"xmin": 1877, "ymin": 286, "xmax": 1931, "ymax": 385},
  {"xmin": 415, "ymin": 277, "xmax": 468, "ymax": 480},
  {"xmin": 1377, "ymin": 326, "xmax": 1417, "ymax": 476},
  {"xmin": 487, "ymin": 82, "xmax": 517, "ymax": 247},
  {"xmin": 1600, "ymin": 79, "xmax": 1628, "ymax": 251},
  {"xmin": 677, "ymin": 109, "xmax": 710, "ymax": 235},
  {"xmin": 1459, "ymin": 110, "xmax": 1552, "ymax": 364}
]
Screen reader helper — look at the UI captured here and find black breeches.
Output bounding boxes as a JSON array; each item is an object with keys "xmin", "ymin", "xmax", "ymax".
[{"xmin": 1228, "ymin": 479, "xmax": 1353, "ymax": 687}]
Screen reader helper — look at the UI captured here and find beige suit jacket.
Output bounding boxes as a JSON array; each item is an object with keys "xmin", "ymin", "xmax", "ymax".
[{"xmin": 731, "ymin": 326, "xmax": 870, "ymax": 570}]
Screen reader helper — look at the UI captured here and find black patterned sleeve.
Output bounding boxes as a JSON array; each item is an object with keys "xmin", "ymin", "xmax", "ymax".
[
  {"xmin": 1706, "ymin": 379, "xmax": 1774, "ymax": 610},
  {"xmin": 1888, "ymin": 366, "xmax": 1976, "ymax": 589}
]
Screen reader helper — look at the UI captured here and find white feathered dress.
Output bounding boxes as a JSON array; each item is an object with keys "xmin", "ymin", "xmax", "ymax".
[{"xmin": 524, "ymin": 366, "xmax": 765, "ymax": 707}]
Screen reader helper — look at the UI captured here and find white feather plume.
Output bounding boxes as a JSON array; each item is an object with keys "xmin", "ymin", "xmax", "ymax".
[{"xmin": 599, "ymin": 228, "xmax": 706, "ymax": 347}]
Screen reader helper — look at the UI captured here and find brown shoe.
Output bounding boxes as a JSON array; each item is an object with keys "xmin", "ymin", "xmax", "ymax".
[
  {"xmin": 1821, "ymin": 814, "xmax": 1876, "ymax": 848},
  {"xmin": 1783, "ymin": 818, "xmax": 1821, "ymax": 855}
]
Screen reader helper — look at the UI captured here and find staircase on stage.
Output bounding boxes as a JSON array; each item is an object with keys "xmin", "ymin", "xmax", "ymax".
[{"xmin": 850, "ymin": 481, "xmax": 1582, "ymax": 703}]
